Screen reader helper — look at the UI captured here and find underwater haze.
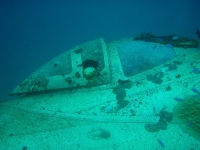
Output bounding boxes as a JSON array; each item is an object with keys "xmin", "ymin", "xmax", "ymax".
[{"xmin": 0, "ymin": 0, "xmax": 200, "ymax": 101}]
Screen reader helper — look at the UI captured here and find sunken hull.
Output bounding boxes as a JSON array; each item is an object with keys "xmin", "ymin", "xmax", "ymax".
[{"xmin": 1, "ymin": 37, "xmax": 200, "ymax": 149}]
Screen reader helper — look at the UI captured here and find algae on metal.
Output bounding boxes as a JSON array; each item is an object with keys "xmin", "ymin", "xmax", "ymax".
[{"xmin": 134, "ymin": 32, "xmax": 199, "ymax": 48}]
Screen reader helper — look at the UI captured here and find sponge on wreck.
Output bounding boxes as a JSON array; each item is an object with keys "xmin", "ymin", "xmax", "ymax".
[{"xmin": 173, "ymin": 96, "xmax": 200, "ymax": 140}]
